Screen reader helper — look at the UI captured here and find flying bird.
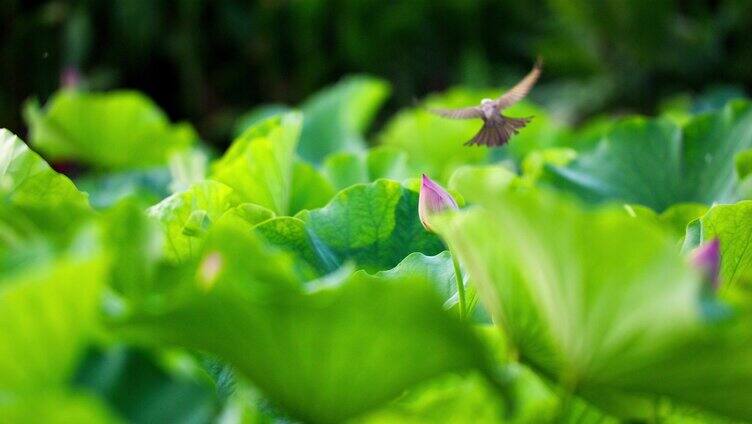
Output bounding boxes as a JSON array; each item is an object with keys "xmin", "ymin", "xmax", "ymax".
[{"xmin": 429, "ymin": 59, "xmax": 542, "ymax": 147}]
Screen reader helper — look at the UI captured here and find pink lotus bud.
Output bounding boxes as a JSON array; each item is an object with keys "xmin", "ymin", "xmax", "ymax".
[
  {"xmin": 60, "ymin": 66, "xmax": 81, "ymax": 88},
  {"xmin": 418, "ymin": 174, "xmax": 458, "ymax": 232},
  {"xmin": 691, "ymin": 238, "xmax": 720, "ymax": 291}
]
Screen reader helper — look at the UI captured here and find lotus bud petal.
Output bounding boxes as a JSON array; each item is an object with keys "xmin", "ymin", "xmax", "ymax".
[
  {"xmin": 691, "ymin": 238, "xmax": 720, "ymax": 291},
  {"xmin": 60, "ymin": 66, "xmax": 81, "ymax": 88},
  {"xmin": 418, "ymin": 174, "xmax": 458, "ymax": 232}
]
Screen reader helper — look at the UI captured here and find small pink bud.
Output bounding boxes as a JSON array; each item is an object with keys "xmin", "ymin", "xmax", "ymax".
[
  {"xmin": 418, "ymin": 174, "xmax": 458, "ymax": 232},
  {"xmin": 60, "ymin": 66, "xmax": 81, "ymax": 88},
  {"xmin": 691, "ymin": 238, "xmax": 720, "ymax": 291}
]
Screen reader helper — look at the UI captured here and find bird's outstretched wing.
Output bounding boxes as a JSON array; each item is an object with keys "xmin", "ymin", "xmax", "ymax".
[
  {"xmin": 427, "ymin": 106, "xmax": 483, "ymax": 120},
  {"xmin": 496, "ymin": 58, "xmax": 542, "ymax": 110}
]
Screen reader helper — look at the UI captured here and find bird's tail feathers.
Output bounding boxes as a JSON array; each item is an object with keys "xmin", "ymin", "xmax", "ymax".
[{"xmin": 465, "ymin": 116, "xmax": 533, "ymax": 147}]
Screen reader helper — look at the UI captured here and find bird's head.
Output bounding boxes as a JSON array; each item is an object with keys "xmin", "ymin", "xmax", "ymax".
[{"xmin": 480, "ymin": 98, "xmax": 494, "ymax": 106}]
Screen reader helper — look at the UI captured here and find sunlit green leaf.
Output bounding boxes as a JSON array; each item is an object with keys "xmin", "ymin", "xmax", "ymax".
[
  {"xmin": 0, "ymin": 254, "xmax": 105, "ymax": 392},
  {"xmin": 686, "ymin": 201, "xmax": 752, "ymax": 289},
  {"xmin": 0, "ymin": 128, "xmax": 90, "ymax": 212},
  {"xmin": 210, "ymin": 113, "xmax": 300, "ymax": 215},
  {"xmin": 436, "ymin": 189, "xmax": 752, "ymax": 421},
  {"xmin": 24, "ymin": 91, "xmax": 196, "ymax": 169},
  {"xmin": 148, "ymin": 180, "xmax": 235, "ymax": 262},
  {"xmin": 0, "ymin": 130, "xmax": 93, "ymax": 251},
  {"xmin": 212, "ymin": 113, "xmax": 335, "ymax": 216},
  {"xmin": 116, "ymin": 220, "xmax": 495, "ymax": 423},
  {"xmin": 0, "ymin": 392, "xmax": 120, "ymax": 424}
]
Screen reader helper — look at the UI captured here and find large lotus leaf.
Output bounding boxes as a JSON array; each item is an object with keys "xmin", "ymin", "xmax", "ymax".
[
  {"xmin": 255, "ymin": 180, "xmax": 445, "ymax": 275},
  {"xmin": 545, "ymin": 100, "xmax": 752, "ymax": 211},
  {"xmin": 357, "ymin": 333, "xmax": 610, "ymax": 424},
  {"xmin": 435, "ymin": 189, "xmax": 752, "ymax": 421},
  {"xmin": 0, "ymin": 130, "xmax": 93, "ymax": 250},
  {"xmin": 147, "ymin": 180, "xmax": 235, "ymax": 262},
  {"xmin": 210, "ymin": 113, "xmax": 299, "ymax": 215},
  {"xmin": 0, "ymin": 129, "xmax": 90, "ymax": 212},
  {"xmin": 115, "ymin": 220, "xmax": 495, "ymax": 423},
  {"xmin": 211, "ymin": 113, "xmax": 333, "ymax": 216},
  {"xmin": 379, "ymin": 88, "xmax": 564, "ymax": 183},
  {"xmin": 323, "ymin": 146, "xmax": 409, "ymax": 190},
  {"xmin": 24, "ymin": 90, "xmax": 196, "ymax": 169},
  {"xmin": 0, "ymin": 254, "xmax": 105, "ymax": 393},
  {"xmin": 297, "ymin": 76, "xmax": 390, "ymax": 163}
]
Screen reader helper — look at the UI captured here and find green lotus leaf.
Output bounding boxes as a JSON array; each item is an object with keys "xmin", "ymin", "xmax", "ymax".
[
  {"xmin": 545, "ymin": 100, "xmax": 752, "ymax": 211},
  {"xmin": 0, "ymin": 129, "xmax": 93, "ymax": 253},
  {"xmin": 0, "ymin": 254, "xmax": 105, "ymax": 393},
  {"xmin": 24, "ymin": 91, "xmax": 196, "ymax": 169},
  {"xmin": 211, "ymin": 113, "xmax": 334, "ymax": 216},
  {"xmin": 255, "ymin": 180, "xmax": 445, "ymax": 274},
  {"xmin": 115, "ymin": 219, "xmax": 495, "ymax": 423},
  {"xmin": 148, "ymin": 180, "xmax": 235, "ymax": 262},
  {"xmin": 435, "ymin": 189, "xmax": 752, "ymax": 421},
  {"xmin": 0, "ymin": 392, "xmax": 120, "ymax": 423}
]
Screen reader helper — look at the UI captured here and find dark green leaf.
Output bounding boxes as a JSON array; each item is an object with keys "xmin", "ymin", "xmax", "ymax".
[
  {"xmin": 75, "ymin": 347, "xmax": 220, "ymax": 424},
  {"xmin": 256, "ymin": 180, "xmax": 445, "ymax": 274},
  {"xmin": 545, "ymin": 100, "xmax": 752, "ymax": 211}
]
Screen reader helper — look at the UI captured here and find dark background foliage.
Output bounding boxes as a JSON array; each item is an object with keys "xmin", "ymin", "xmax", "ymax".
[{"xmin": 2, "ymin": 0, "xmax": 751, "ymax": 146}]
